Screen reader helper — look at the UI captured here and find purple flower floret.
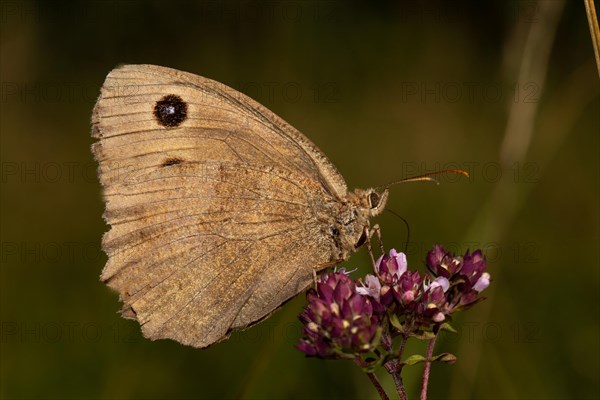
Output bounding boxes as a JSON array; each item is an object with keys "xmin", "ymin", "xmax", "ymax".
[
  {"xmin": 367, "ymin": 249, "xmax": 418, "ymax": 307},
  {"xmin": 460, "ymin": 250, "xmax": 489, "ymax": 290},
  {"xmin": 376, "ymin": 248, "xmax": 408, "ymax": 283},
  {"xmin": 473, "ymin": 272, "xmax": 491, "ymax": 292},
  {"xmin": 425, "ymin": 246, "xmax": 491, "ymax": 313},
  {"xmin": 426, "ymin": 245, "xmax": 463, "ymax": 278},
  {"xmin": 297, "ymin": 270, "xmax": 381, "ymax": 358},
  {"xmin": 356, "ymin": 274, "xmax": 382, "ymax": 300},
  {"xmin": 396, "ymin": 270, "xmax": 422, "ymax": 305}
]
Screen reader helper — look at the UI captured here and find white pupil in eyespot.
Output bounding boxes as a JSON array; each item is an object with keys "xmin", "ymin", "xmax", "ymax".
[{"xmin": 165, "ymin": 105, "xmax": 175, "ymax": 115}]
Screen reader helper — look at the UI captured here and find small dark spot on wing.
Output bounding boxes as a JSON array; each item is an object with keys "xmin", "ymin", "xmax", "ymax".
[{"xmin": 161, "ymin": 157, "xmax": 184, "ymax": 167}]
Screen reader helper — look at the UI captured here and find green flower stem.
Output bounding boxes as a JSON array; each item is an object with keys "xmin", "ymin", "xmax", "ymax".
[{"xmin": 420, "ymin": 335, "xmax": 438, "ymax": 400}]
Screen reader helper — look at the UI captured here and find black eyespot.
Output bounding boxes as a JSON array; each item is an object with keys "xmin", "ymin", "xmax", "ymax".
[
  {"xmin": 368, "ymin": 191, "xmax": 380, "ymax": 209},
  {"xmin": 154, "ymin": 94, "xmax": 187, "ymax": 127},
  {"xmin": 331, "ymin": 227, "xmax": 340, "ymax": 237},
  {"xmin": 161, "ymin": 157, "xmax": 184, "ymax": 167}
]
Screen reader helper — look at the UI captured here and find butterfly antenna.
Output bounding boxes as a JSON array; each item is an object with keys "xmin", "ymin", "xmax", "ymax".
[
  {"xmin": 375, "ymin": 169, "xmax": 469, "ymax": 191},
  {"xmin": 385, "ymin": 208, "xmax": 411, "ymax": 254}
]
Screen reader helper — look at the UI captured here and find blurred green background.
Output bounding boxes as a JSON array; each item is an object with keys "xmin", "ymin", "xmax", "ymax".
[{"xmin": 1, "ymin": 1, "xmax": 598, "ymax": 399}]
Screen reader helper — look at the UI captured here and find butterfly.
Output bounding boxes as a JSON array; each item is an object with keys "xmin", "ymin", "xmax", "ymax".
[{"xmin": 92, "ymin": 65, "xmax": 388, "ymax": 348}]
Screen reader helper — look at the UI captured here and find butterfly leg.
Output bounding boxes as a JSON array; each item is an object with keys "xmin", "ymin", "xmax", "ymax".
[
  {"xmin": 364, "ymin": 225, "xmax": 378, "ymax": 270},
  {"xmin": 370, "ymin": 223, "xmax": 385, "ymax": 254},
  {"xmin": 365, "ymin": 224, "xmax": 385, "ymax": 273}
]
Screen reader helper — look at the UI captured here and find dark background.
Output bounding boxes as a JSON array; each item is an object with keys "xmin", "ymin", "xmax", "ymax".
[{"xmin": 1, "ymin": 1, "xmax": 598, "ymax": 399}]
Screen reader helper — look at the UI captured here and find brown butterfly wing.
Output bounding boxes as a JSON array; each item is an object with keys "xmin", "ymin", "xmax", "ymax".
[{"xmin": 92, "ymin": 65, "xmax": 345, "ymax": 347}]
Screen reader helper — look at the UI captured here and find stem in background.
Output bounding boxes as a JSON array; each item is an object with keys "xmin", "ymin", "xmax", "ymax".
[
  {"xmin": 584, "ymin": 0, "xmax": 600, "ymax": 76},
  {"xmin": 354, "ymin": 358, "xmax": 389, "ymax": 400},
  {"xmin": 499, "ymin": 0, "xmax": 565, "ymax": 164},
  {"xmin": 420, "ymin": 335, "xmax": 438, "ymax": 400}
]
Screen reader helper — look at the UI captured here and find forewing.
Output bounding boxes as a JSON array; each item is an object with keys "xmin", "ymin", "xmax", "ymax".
[{"xmin": 92, "ymin": 64, "xmax": 347, "ymax": 198}]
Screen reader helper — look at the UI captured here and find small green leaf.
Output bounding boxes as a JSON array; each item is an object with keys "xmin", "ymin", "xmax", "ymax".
[
  {"xmin": 370, "ymin": 326, "xmax": 383, "ymax": 348},
  {"xmin": 431, "ymin": 352, "xmax": 457, "ymax": 364},
  {"xmin": 333, "ymin": 351, "xmax": 357, "ymax": 360},
  {"xmin": 439, "ymin": 322, "xmax": 458, "ymax": 334},
  {"xmin": 400, "ymin": 352, "xmax": 457, "ymax": 367},
  {"xmin": 410, "ymin": 330, "xmax": 436, "ymax": 340},
  {"xmin": 389, "ymin": 313, "xmax": 404, "ymax": 331},
  {"xmin": 402, "ymin": 354, "xmax": 427, "ymax": 366}
]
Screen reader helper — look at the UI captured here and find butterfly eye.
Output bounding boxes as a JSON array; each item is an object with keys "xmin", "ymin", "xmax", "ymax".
[
  {"xmin": 154, "ymin": 94, "xmax": 188, "ymax": 127},
  {"xmin": 368, "ymin": 191, "xmax": 380, "ymax": 209}
]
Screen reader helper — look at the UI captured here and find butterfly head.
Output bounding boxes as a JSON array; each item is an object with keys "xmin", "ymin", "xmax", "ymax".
[
  {"xmin": 352, "ymin": 187, "xmax": 388, "ymax": 249},
  {"xmin": 348, "ymin": 188, "xmax": 389, "ymax": 218}
]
